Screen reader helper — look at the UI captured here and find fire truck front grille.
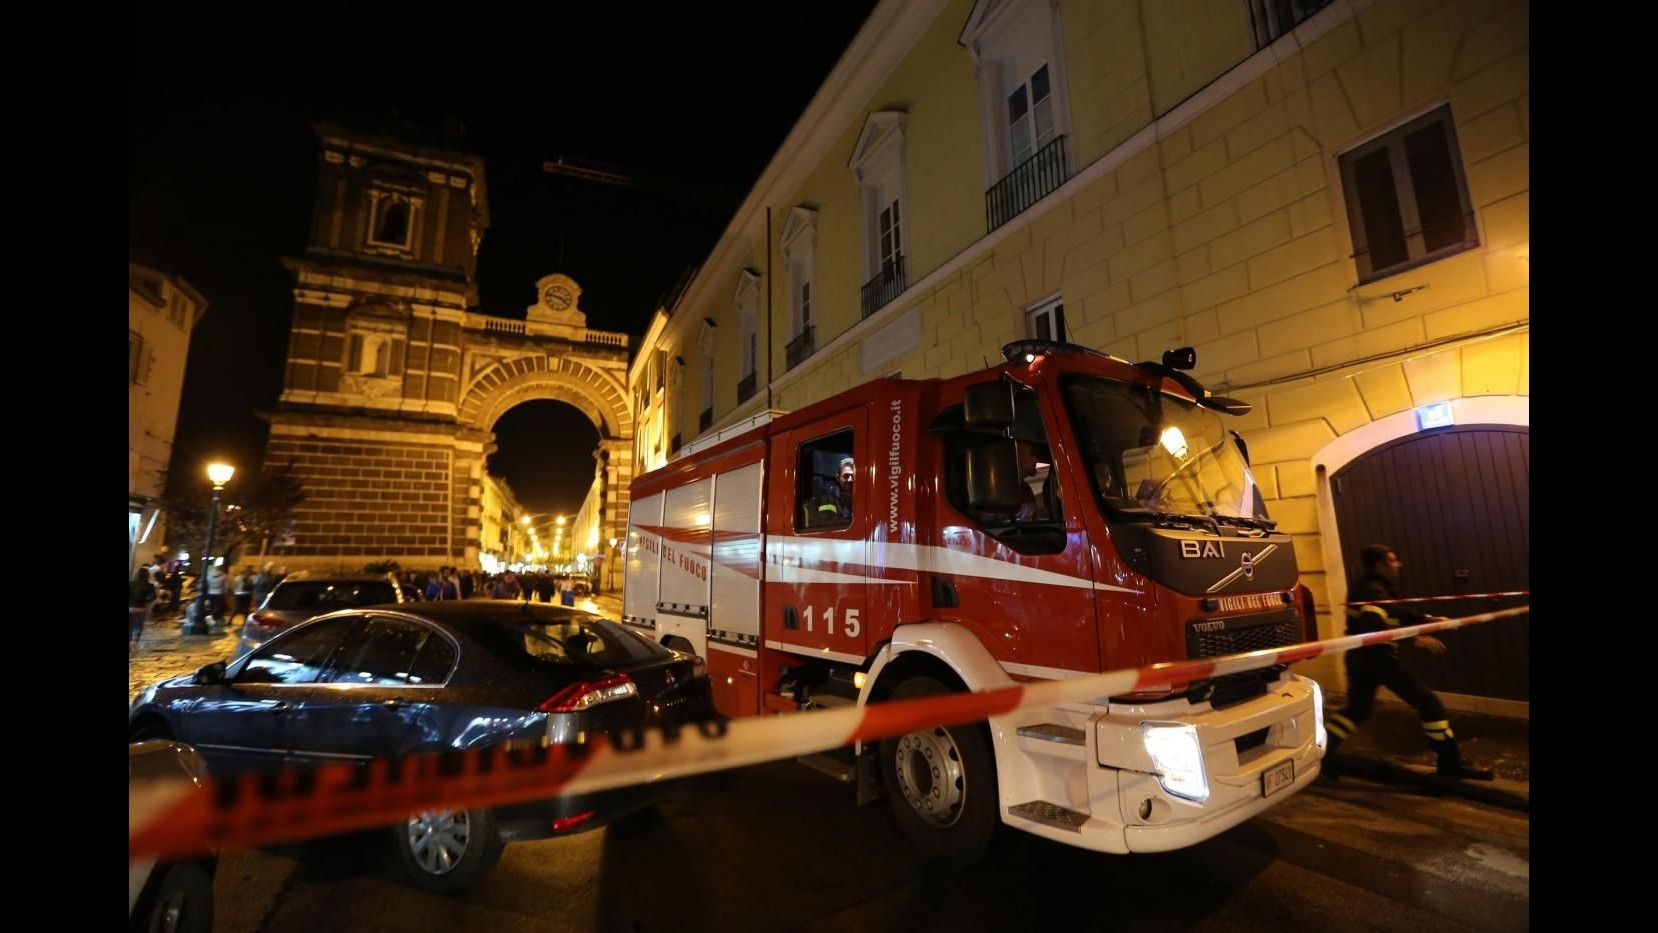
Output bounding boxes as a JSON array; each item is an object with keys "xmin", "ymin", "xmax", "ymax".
[{"xmin": 1186, "ymin": 610, "xmax": 1301, "ymax": 660}]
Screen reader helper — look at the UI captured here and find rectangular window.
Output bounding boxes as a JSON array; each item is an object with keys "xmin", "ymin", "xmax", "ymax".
[
  {"xmin": 1007, "ymin": 64, "xmax": 1054, "ymax": 166},
  {"xmin": 1338, "ymin": 105, "xmax": 1478, "ymax": 283},
  {"xmin": 800, "ymin": 281, "xmax": 811, "ymax": 327},
  {"xmin": 795, "ymin": 429, "xmax": 855, "ymax": 531},
  {"xmin": 129, "ymin": 331, "xmax": 145, "ymax": 385},
  {"xmin": 748, "ymin": 332, "xmax": 758, "ymax": 377},
  {"xmin": 703, "ymin": 356, "xmax": 715, "ymax": 411},
  {"xmin": 1027, "ymin": 298, "xmax": 1066, "ymax": 343},
  {"xmin": 878, "ymin": 199, "xmax": 902, "ymax": 269}
]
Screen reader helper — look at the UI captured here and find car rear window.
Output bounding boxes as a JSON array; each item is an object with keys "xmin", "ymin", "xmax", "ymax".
[
  {"xmin": 267, "ymin": 581, "xmax": 397, "ymax": 611},
  {"xmin": 510, "ymin": 618, "xmax": 671, "ymax": 668}
]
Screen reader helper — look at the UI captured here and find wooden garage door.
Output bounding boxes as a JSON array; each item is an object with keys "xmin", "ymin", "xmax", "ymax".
[{"xmin": 1330, "ymin": 425, "xmax": 1529, "ymax": 701}]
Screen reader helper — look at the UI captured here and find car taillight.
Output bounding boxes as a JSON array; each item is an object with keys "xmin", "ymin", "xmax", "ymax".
[{"xmin": 537, "ymin": 674, "xmax": 638, "ymax": 713}]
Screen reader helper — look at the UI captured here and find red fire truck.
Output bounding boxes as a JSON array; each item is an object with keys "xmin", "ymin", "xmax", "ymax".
[{"xmin": 621, "ymin": 340, "xmax": 1326, "ymax": 862}]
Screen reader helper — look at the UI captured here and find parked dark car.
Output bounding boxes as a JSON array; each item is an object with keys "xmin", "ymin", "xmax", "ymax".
[
  {"xmin": 129, "ymin": 740, "xmax": 216, "ymax": 933},
  {"xmin": 129, "ymin": 601, "xmax": 715, "ymax": 892},
  {"xmin": 237, "ymin": 572, "xmax": 405, "ymax": 655}
]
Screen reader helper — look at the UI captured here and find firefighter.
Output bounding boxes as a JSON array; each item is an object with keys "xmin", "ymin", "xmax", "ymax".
[
  {"xmin": 808, "ymin": 457, "xmax": 855, "ymax": 525},
  {"xmin": 1325, "ymin": 545, "xmax": 1494, "ymax": 782}
]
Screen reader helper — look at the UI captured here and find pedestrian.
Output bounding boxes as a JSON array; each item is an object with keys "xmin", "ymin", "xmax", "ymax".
[
  {"xmin": 492, "ymin": 570, "xmax": 522, "ymax": 600},
  {"xmin": 559, "ymin": 574, "xmax": 576, "ymax": 607},
  {"xmin": 231, "ymin": 565, "xmax": 255, "ymax": 624},
  {"xmin": 204, "ymin": 564, "xmax": 229, "ymax": 628},
  {"xmin": 129, "ymin": 566, "xmax": 158, "ymax": 655},
  {"xmin": 1324, "ymin": 545, "xmax": 1494, "ymax": 782},
  {"xmin": 425, "ymin": 567, "xmax": 460, "ymax": 601}
]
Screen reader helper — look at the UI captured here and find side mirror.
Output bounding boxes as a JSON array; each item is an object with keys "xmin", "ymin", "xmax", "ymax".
[
  {"xmin": 966, "ymin": 443, "xmax": 1023, "ymax": 512},
  {"xmin": 964, "ymin": 381, "xmax": 1013, "ymax": 430},
  {"xmin": 1162, "ymin": 346, "xmax": 1197, "ymax": 371},
  {"xmin": 1231, "ymin": 430, "xmax": 1251, "ymax": 466},
  {"xmin": 193, "ymin": 662, "xmax": 226, "ymax": 686}
]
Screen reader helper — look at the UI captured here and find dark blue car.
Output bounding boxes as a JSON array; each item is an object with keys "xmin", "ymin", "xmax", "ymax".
[{"xmin": 128, "ymin": 601, "xmax": 716, "ymax": 892}]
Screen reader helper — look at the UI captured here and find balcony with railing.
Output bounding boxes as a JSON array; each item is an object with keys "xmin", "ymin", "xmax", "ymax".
[
  {"xmin": 737, "ymin": 371, "xmax": 758, "ymax": 404},
  {"xmin": 986, "ymin": 135, "xmax": 1067, "ymax": 232},
  {"xmin": 860, "ymin": 255, "xmax": 906, "ymax": 319},
  {"xmin": 699, "ymin": 406, "xmax": 713, "ymax": 431},
  {"xmin": 785, "ymin": 323, "xmax": 817, "ymax": 371}
]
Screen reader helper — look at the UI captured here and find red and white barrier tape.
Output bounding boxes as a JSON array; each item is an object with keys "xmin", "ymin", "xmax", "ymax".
[
  {"xmin": 129, "ymin": 605, "xmax": 1528, "ymax": 862},
  {"xmin": 1343, "ymin": 590, "xmax": 1529, "ymax": 606}
]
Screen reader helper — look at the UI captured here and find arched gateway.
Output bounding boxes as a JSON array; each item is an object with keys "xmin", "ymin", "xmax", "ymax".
[{"xmin": 262, "ymin": 125, "xmax": 633, "ymax": 572}]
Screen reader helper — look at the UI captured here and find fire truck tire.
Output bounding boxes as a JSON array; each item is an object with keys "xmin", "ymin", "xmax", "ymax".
[{"xmin": 879, "ymin": 675, "xmax": 999, "ymax": 866}]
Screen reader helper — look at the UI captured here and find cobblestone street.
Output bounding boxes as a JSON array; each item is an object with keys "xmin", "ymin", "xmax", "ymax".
[{"xmin": 128, "ymin": 618, "xmax": 243, "ymax": 704}]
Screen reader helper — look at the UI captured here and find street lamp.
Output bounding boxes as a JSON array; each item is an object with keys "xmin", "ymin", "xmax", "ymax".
[{"xmin": 187, "ymin": 461, "xmax": 235, "ymax": 636}]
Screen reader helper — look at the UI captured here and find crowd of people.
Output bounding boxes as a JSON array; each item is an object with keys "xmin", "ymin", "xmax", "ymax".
[
  {"xmin": 396, "ymin": 568, "xmax": 594, "ymax": 606},
  {"xmin": 128, "ymin": 559, "xmax": 602, "ymax": 654}
]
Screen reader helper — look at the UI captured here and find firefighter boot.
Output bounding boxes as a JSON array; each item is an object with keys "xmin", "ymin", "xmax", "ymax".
[
  {"xmin": 1426, "ymin": 723, "xmax": 1494, "ymax": 782},
  {"xmin": 1317, "ymin": 737, "xmax": 1341, "ymax": 783}
]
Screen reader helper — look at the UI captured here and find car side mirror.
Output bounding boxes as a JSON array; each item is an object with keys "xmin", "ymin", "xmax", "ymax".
[
  {"xmin": 964, "ymin": 381, "xmax": 1013, "ymax": 430},
  {"xmin": 193, "ymin": 662, "xmax": 226, "ymax": 686},
  {"xmin": 966, "ymin": 443, "xmax": 1023, "ymax": 512}
]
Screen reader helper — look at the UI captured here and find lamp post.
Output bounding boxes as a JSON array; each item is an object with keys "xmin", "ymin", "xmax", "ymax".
[
  {"xmin": 187, "ymin": 462, "xmax": 235, "ymax": 636},
  {"xmin": 607, "ymin": 536, "xmax": 620, "ymax": 594}
]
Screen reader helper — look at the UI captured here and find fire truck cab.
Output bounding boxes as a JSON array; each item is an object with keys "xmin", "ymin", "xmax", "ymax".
[{"xmin": 622, "ymin": 341, "xmax": 1325, "ymax": 861}]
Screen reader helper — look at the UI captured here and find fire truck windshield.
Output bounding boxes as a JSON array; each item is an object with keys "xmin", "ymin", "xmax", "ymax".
[{"xmin": 1063, "ymin": 376, "xmax": 1269, "ymax": 522}]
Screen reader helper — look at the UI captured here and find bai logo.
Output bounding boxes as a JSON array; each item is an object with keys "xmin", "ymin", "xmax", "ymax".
[{"xmin": 1180, "ymin": 540, "xmax": 1226, "ymax": 559}]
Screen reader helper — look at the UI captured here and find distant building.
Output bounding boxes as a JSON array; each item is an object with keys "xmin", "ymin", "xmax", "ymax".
[
  {"xmin": 129, "ymin": 263, "xmax": 209, "ymax": 574},
  {"xmin": 264, "ymin": 124, "xmax": 633, "ymax": 573}
]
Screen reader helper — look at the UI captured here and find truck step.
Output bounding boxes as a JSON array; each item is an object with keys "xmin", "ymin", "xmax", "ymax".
[
  {"xmin": 805, "ymin": 692, "xmax": 856, "ymax": 711},
  {"xmin": 1008, "ymin": 800, "xmax": 1090, "ymax": 833},
  {"xmin": 1017, "ymin": 723, "xmax": 1086, "ymax": 746},
  {"xmin": 798, "ymin": 752, "xmax": 856, "ymax": 783}
]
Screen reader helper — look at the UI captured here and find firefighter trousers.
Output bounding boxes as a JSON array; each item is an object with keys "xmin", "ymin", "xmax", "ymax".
[{"xmin": 1326, "ymin": 644, "xmax": 1465, "ymax": 772}]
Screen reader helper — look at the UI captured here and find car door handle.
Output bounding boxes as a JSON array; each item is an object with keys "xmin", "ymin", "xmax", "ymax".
[
  {"xmin": 381, "ymin": 699, "xmax": 407, "ymax": 710},
  {"xmin": 270, "ymin": 701, "xmax": 291, "ymax": 713}
]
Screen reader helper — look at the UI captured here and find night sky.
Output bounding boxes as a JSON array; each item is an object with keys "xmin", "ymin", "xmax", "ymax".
[{"xmin": 130, "ymin": 1, "xmax": 877, "ymax": 514}]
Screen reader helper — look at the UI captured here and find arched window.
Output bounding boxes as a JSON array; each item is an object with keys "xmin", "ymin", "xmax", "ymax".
[{"xmin": 372, "ymin": 199, "xmax": 410, "ymax": 247}]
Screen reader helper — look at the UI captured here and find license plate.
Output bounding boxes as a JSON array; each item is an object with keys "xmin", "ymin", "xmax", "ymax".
[{"xmin": 1262, "ymin": 759, "xmax": 1295, "ymax": 797}]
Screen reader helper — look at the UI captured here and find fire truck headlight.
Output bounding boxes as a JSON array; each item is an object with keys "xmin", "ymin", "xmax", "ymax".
[
  {"xmin": 1301, "ymin": 675, "xmax": 1328, "ymax": 750},
  {"xmin": 1140, "ymin": 722, "xmax": 1208, "ymax": 802}
]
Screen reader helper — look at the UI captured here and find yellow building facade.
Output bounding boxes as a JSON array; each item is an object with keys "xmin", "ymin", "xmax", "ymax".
[{"xmin": 635, "ymin": 0, "xmax": 1528, "ymax": 709}]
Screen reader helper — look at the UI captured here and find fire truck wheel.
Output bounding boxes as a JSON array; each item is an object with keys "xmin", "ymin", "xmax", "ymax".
[{"xmin": 879, "ymin": 675, "xmax": 998, "ymax": 866}]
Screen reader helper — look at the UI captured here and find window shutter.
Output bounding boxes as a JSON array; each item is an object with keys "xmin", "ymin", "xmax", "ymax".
[
  {"xmin": 348, "ymin": 333, "xmax": 364, "ymax": 372},
  {"xmin": 389, "ymin": 339, "xmax": 405, "ymax": 376}
]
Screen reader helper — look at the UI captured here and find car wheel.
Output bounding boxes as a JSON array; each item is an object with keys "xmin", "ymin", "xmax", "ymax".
[
  {"xmin": 878, "ymin": 675, "xmax": 1000, "ymax": 867},
  {"xmin": 392, "ymin": 806, "xmax": 504, "ymax": 894},
  {"xmin": 134, "ymin": 861, "xmax": 214, "ymax": 933}
]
